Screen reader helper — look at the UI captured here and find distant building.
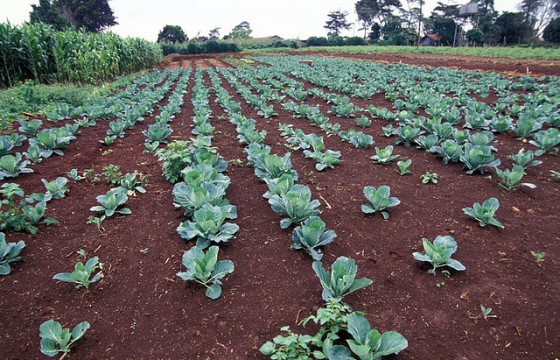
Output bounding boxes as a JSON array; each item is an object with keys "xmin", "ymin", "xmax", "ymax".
[
  {"xmin": 252, "ymin": 35, "xmax": 284, "ymax": 41},
  {"xmin": 420, "ymin": 34, "xmax": 441, "ymax": 46}
]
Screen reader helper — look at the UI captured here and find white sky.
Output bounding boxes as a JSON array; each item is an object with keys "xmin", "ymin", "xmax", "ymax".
[{"xmin": 2, "ymin": 0, "xmax": 520, "ymax": 41}]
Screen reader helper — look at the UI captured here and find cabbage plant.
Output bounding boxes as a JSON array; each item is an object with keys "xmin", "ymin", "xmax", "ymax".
[
  {"xmin": 0, "ymin": 232, "xmax": 26, "ymax": 275},
  {"xmin": 361, "ymin": 186, "xmax": 400, "ymax": 220},
  {"xmin": 173, "ymin": 182, "xmax": 235, "ymax": 218},
  {"xmin": 463, "ymin": 197, "xmax": 504, "ymax": 228},
  {"xmin": 291, "ymin": 216, "xmax": 337, "ymax": 261},
  {"xmin": 263, "ymin": 173, "xmax": 297, "ymax": 199},
  {"xmin": 53, "ymin": 256, "xmax": 103, "ymax": 289},
  {"xmin": 530, "ymin": 128, "xmax": 560, "ymax": 155},
  {"xmin": 176, "ymin": 245, "xmax": 234, "ymax": 299},
  {"xmin": 496, "ymin": 165, "xmax": 536, "ymax": 191},
  {"xmin": 29, "ymin": 128, "xmax": 75, "ymax": 157},
  {"xmin": 118, "ymin": 172, "xmax": 146, "ymax": 194},
  {"xmin": 412, "ymin": 235, "xmax": 466, "ymax": 276},
  {"xmin": 39, "ymin": 320, "xmax": 90, "ymax": 357},
  {"xmin": 328, "ymin": 312, "xmax": 408, "ymax": 360},
  {"xmin": 370, "ymin": 146, "xmax": 399, "ymax": 165},
  {"xmin": 17, "ymin": 119, "xmax": 42, "ymax": 136},
  {"xmin": 0, "ymin": 136, "xmax": 15, "ymax": 156},
  {"xmin": 176, "ymin": 204, "xmax": 239, "ymax": 249},
  {"xmin": 433, "ymin": 139, "xmax": 461, "ymax": 164},
  {"xmin": 395, "ymin": 125, "xmax": 422, "ymax": 147},
  {"xmin": 459, "ymin": 143, "xmax": 501, "ymax": 175},
  {"xmin": 89, "ymin": 188, "xmax": 131, "ymax": 222},
  {"xmin": 42, "ymin": 177, "xmax": 68, "ymax": 199},
  {"xmin": 509, "ymin": 149, "xmax": 542, "ymax": 169},
  {"xmin": 143, "ymin": 122, "xmax": 173, "ymax": 143},
  {"xmin": 312, "ymin": 257, "xmax": 373, "ymax": 302},
  {"xmin": 254, "ymin": 153, "xmax": 298, "ymax": 182},
  {"xmin": 0, "ymin": 153, "xmax": 34, "ymax": 180},
  {"xmin": 269, "ymin": 186, "xmax": 321, "ymax": 229}
]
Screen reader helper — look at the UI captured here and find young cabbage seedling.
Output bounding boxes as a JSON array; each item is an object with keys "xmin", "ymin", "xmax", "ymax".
[
  {"xmin": 89, "ymin": 187, "xmax": 131, "ymax": 222},
  {"xmin": 421, "ymin": 171, "xmax": 438, "ymax": 184},
  {"xmin": 53, "ymin": 256, "xmax": 103, "ymax": 289},
  {"xmin": 0, "ymin": 232, "xmax": 26, "ymax": 275},
  {"xmin": 312, "ymin": 256, "xmax": 373, "ymax": 302},
  {"xmin": 42, "ymin": 177, "xmax": 69, "ymax": 200},
  {"xmin": 412, "ymin": 236, "xmax": 466, "ymax": 276},
  {"xmin": 396, "ymin": 159, "xmax": 412, "ymax": 175},
  {"xmin": 361, "ymin": 185, "xmax": 400, "ymax": 220},
  {"xmin": 291, "ymin": 216, "xmax": 337, "ymax": 261},
  {"xmin": 463, "ymin": 197, "xmax": 504, "ymax": 229},
  {"xmin": 176, "ymin": 245, "xmax": 234, "ymax": 300},
  {"xmin": 39, "ymin": 319, "xmax": 90, "ymax": 357},
  {"xmin": 496, "ymin": 165, "xmax": 536, "ymax": 191},
  {"xmin": 480, "ymin": 305, "xmax": 496, "ymax": 320},
  {"xmin": 370, "ymin": 145, "xmax": 399, "ymax": 165},
  {"xmin": 530, "ymin": 251, "xmax": 545, "ymax": 263}
]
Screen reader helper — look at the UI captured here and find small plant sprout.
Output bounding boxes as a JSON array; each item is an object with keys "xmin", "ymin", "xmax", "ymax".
[
  {"xmin": 421, "ymin": 171, "xmax": 438, "ymax": 184},
  {"xmin": 176, "ymin": 245, "xmax": 234, "ymax": 300},
  {"xmin": 89, "ymin": 187, "xmax": 131, "ymax": 222},
  {"xmin": 550, "ymin": 170, "xmax": 560, "ymax": 182},
  {"xmin": 531, "ymin": 251, "xmax": 545, "ymax": 263},
  {"xmin": 53, "ymin": 256, "xmax": 103, "ymax": 289},
  {"xmin": 412, "ymin": 235, "xmax": 466, "ymax": 276},
  {"xmin": 39, "ymin": 319, "xmax": 90, "ymax": 357},
  {"xmin": 118, "ymin": 172, "xmax": 146, "ymax": 194},
  {"xmin": 463, "ymin": 197, "xmax": 504, "ymax": 229},
  {"xmin": 0, "ymin": 232, "xmax": 26, "ymax": 275},
  {"xmin": 66, "ymin": 169, "xmax": 86, "ymax": 181},
  {"xmin": 42, "ymin": 177, "xmax": 69, "ymax": 200},
  {"xmin": 370, "ymin": 145, "xmax": 399, "ymax": 165},
  {"xmin": 480, "ymin": 305, "xmax": 496, "ymax": 320},
  {"xmin": 396, "ymin": 159, "xmax": 412, "ymax": 175}
]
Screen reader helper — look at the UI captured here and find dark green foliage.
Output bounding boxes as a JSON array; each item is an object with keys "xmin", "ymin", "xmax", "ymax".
[
  {"xmin": 30, "ymin": 0, "xmax": 117, "ymax": 32},
  {"xmin": 157, "ymin": 25, "xmax": 187, "ymax": 43},
  {"xmin": 466, "ymin": 28, "xmax": 485, "ymax": 45},
  {"xmin": 324, "ymin": 10, "xmax": 351, "ymax": 36},
  {"xmin": 433, "ymin": 18, "xmax": 458, "ymax": 45},
  {"xmin": 159, "ymin": 41, "xmax": 240, "ymax": 55},
  {"xmin": 544, "ymin": 17, "xmax": 560, "ymax": 44}
]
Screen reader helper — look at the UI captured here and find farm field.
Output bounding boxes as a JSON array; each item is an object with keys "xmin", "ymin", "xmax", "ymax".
[{"xmin": 1, "ymin": 52, "xmax": 559, "ymax": 360}]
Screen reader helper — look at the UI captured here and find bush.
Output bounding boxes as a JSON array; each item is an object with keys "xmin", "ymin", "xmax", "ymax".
[
  {"xmin": 159, "ymin": 41, "xmax": 241, "ymax": 55},
  {"xmin": 345, "ymin": 36, "xmax": 368, "ymax": 46}
]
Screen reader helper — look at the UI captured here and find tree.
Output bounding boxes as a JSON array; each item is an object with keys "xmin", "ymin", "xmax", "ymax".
[
  {"xmin": 466, "ymin": 28, "xmax": 484, "ymax": 45},
  {"xmin": 29, "ymin": 0, "xmax": 117, "ymax": 32},
  {"xmin": 479, "ymin": 0, "xmax": 496, "ymax": 16},
  {"xmin": 496, "ymin": 12, "xmax": 532, "ymax": 44},
  {"xmin": 429, "ymin": 1, "xmax": 460, "ymax": 20},
  {"xmin": 208, "ymin": 27, "xmax": 221, "ymax": 40},
  {"xmin": 543, "ymin": 17, "xmax": 560, "ymax": 42},
  {"xmin": 29, "ymin": 0, "xmax": 70, "ymax": 30},
  {"xmin": 478, "ymin": 12, "xmax": 502, "ymax": 45},
  {"xmin": 355, "ymin": 0, "xmax": 379, "ymax": 38},
  {"xmin": 324, "ymin": 10, "xmax": 352, "ymax": 36},
  {"xmin": 157, "ymin": 25, "xmax": 187, "ymax": 43},
  {"xmin": 433, "ymin": 18, "xmax": 457, "ymax": 45},
  {"xmin": 520, "ymin": 0, "xmax": 559, "ymax": 40},
  {"xmin": 227, "ymin": 21, "xmax": 252, "ymax": 39}
]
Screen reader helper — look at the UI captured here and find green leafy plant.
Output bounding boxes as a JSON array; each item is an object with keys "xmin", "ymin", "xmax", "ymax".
[
  {"xmin": 118, "ymin": 172, "xmax": 147, "ymax": 194},
  {"xmin": 412, "ymin": 235, "xmax": 466, "ymax": 276},
  {"xmin": 355, "ymin": 115, "xmax": 371, "ymax": 128},
  {"xmin": 420, "ymin": 171, "xmax": 438, "ymax": 184},
  {"xmin": 480, "ymin": 305, "xmax": 496, "ymax": 320},
  {"xmin": 269, "ymin": 185, "xmax": 321, "ymax": 229},
  {"xmin": 17, "ymin": 119, "xmax": 42, "ymax": 136},
  {"xmin": 143, "ymin": 122, "xmax": 173, "ymax": 143},
  {"xmin": 396, "ymin": 159, "xmax": 411, "ymax": 175},
  {"xmin": 529, "ymin": 128, "xmax": 560, "ymax": 155},
  {"xmin": 156, "ymin": 140, "xmax": 192, "ymax": 183},
  {"xmin": 551, "ymin": 170, "xmax": 560, "ymax": 182},
  {"xmin": 254, "ymin": 153, "xmax": 298, "ymax": 182},
  {"xmin": 370, "ymin": 146, "xmax": 399, "ymax": 165},
  {"xmin": 312, "ymin": 256, "xmax": 373, "ymax": 302},
  {"xmin": 259, "ymin": 326, "xmax": 319, "ymax": 359},
  {"xmin": 508, "ymin": 149, "xmax": 542, "ymax": 169},
  {"xmin": 460, "ymin": 143, "xmax": 501, "ymax": 175},
  {"xmin": 29, "ymin": 128, "xmax": 75, "ymax": 158},
  {"xmin": 305, "ymin": 149, "xmax": 342, "ymax": 171},
  {"xmin": 433, "ymin": 139, "xmax": 461, "ymax": 164},
  {"xmin": 102, "ymin": 164, "xmax": 122, "ymax": 185},
  {"xmin": 395, "ymin": 125, "xmax": 422, "ymax": 147},
  {"xmin": 530, "ymin": 251, "xmax": 545, "ymax": 263},
  {"xmin": 0, "ymin": 232, "xmax": 26, "ymax": 275},
  {"xmin": 292, "ymin": 216, "xmax": 337, "ymax": 261},
  {"xmin": 39, "ymin": 319, "xmax": 90, "ymax": 357},
  {"xmin": 89, "ymin": 188, "xmax": 131, "ymax": 222},
  {"xmin": 67, "ymin": 168, "xmax": 86, "ymax": 181},
  {"xmin": 263, "ymin": 173, "xmax": 297, "ymax": 199},
  {"xmin": 0, "ymin": 153, "xmax": 34, "ymax": 180},
  {"xmin": 41, "ymin": 177, "xmax": 69, "ymax": 199},
  {"xmin": 176, "ymin": 245, "xmax": 234, "ymax": 300},
  {"xmin": 53, "ymin": 256, "xmax": 103, "ymax": 289},
  {"xmin": 176, "ymin": 204, "xmax": 239, "ymax": 249},
  {"xmin": 361, "ymin": 185, "xmax": 400, "ymax": 220},
  {"xmin": 381, "ymin": 124, "xmax": 396, "ymax": 137},
  {"xmin": 100, "ymin": 135, "xmax": 116, "ymax": 146},
  {"xmin": 463, "ymin": 197, "xmax": 504, "ymax": 229},
  {"xmin": 327, "ymin": 312, "xmax": 408, "ymax": 360},
  {"xmin": 496, "ymin": 165, "xmax": 536, "ymax": 191}
]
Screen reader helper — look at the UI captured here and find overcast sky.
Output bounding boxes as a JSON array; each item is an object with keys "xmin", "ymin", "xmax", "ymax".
[{"xmin": 2, "ymin": 0, "xmax": 520, "ymax": 41}]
